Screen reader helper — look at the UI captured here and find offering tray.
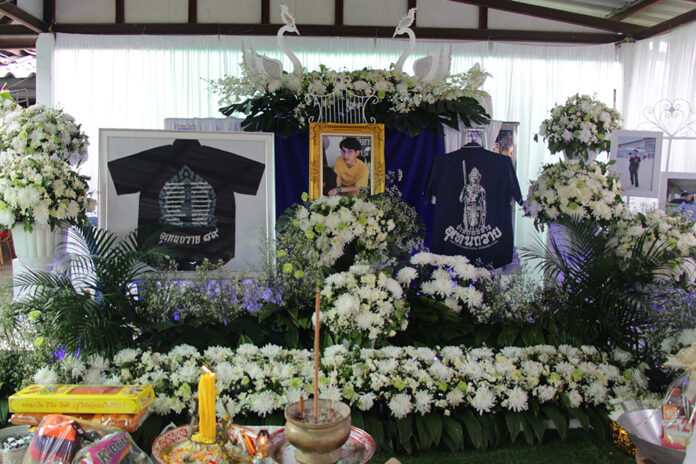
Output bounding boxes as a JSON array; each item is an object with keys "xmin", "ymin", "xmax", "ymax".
[
  {"xmin": 268, "ymin": 426, "xmax": 375, "ymax": 464},
  {"xmin": 152, "ymin": 424, "xmax": 258, "ymax": 464},
  {"xmin": 617, "ymin": 408, "xmax": 685, "ymax": 464}
]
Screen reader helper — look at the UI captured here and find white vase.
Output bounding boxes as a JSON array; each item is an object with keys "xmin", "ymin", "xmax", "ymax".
[{"xmin": 11, "ymin": 224, "xmax": 67, "ymax": 269}]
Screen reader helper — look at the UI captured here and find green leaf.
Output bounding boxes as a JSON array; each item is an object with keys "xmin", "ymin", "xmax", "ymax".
[
  {"xmin": 351, "ymin": 410, "xmax": 365, "ymax": 430},
  {"xmin": 442, "ymin": 416, "xmax": 464, "ymax": 451},
  {"xmin": 505, "ymin": 412, "xmax": 523, "ymax": 443},
  {"xmin": 568, "ymin": 407, "xmax": 591, "ymax": 431},
  {"xmin": 0, "ymin": 398, "xmax": 8, "ymax": 424},
  {"xmin": 586, "ymin": 408, "xmax": 607, "ymax": 440},
  {"xmin": 364, "ymin": 414, "xmax": 385, "ymax": 450},
  {"xmin": 423, "ymin": 414, "xmax": 443, "ymax": 446},
  {"xmin": 526, "ymin": 411, "xmax": 546, "ymax": 443},
  {"xmin": 414, "ymin": 416, "xmax": 433, "ymax": 450},
  {"xmin": 395, "ymin": 416, "xmax": 414, "ymax": 448},
  {"xmin": 284, "ymin": 328, "xmax": 299, "ymax": 348},
  {"xmin": 542, "ymin": 405, "xmax": 568, "ymax": 439},
  {"xmin": 497, "ymin": 326, "xmax": 519, "ymax": 346},
  {"xmin": 459, "ymin": 411, "xmax": 483, "ymax": 449}
]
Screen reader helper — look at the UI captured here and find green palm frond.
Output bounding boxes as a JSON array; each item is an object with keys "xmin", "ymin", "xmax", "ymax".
[
  {"xmin": 15, "ymin": 222, "xmax": 173, "ymax": 357},
  {"xmin": 521, "ymin": 219, "xmax": 682, "ymax": 351}
]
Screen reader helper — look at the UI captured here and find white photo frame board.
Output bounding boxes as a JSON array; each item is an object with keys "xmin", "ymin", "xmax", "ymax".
[
  {"xmin": 99, "ymin": 129, "xmax": 275, "ymax": 272},
  {"xmin": 609, "ymin": 129, "xmax": 663, "ymax": 199}
]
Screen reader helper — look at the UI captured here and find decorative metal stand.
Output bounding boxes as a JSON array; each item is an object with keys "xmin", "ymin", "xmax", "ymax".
[
  {"xmin": 638, "ymin": 98, "xmax": 696, "ymax": 172},
  {"xmin": 306, "ymin": 89, "xmax": 377, "ymax": 124}
]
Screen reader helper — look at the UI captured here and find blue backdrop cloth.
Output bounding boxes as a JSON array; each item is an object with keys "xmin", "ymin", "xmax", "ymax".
[{"xmin": 273, "ymin": 129, "xmax": 446, "ymax": 248}]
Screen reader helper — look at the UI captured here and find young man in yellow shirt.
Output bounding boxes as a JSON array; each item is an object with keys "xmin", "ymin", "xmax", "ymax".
[{"xmin": 328, "ymin": 137, "xmax": 369, "ymax": 196}]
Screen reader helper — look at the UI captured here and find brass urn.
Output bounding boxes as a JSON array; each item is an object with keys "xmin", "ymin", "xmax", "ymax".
[{"xmin": 284, "ymin": 399, "xmax": 351, "ymax": 464}]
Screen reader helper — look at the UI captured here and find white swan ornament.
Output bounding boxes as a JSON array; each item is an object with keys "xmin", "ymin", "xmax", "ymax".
[
  {"xmin": 393, "ymin": 7, "xmax": 451, "ymax": 85},
  {"xmin": 241, "ymin": 3, "xmax": 303, "ymax": 80}
]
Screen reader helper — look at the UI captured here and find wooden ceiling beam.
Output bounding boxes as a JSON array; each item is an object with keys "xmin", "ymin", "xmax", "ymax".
[
  {"xmin": 115, "ymin": 0, "xmax": 124, "ymax": 23},
  {"xmin": 447, "ymin": 0, "xmax": 643, "ymax": 33},
  {"xmin": 50, "ymin": 23, "xmax": 621, "ymax": 43},
  {"xmin": 43, "ymin": 0, "xmax": 55, "ymax": 26},
  {"xmin": 633, "ymin": 7, "xmax": 696, "ymax": 39},
  {"xmin": 479, "ymin": 6, "xmax": 488, "ymax": 28},
  {"xmin": 0, "ymin": 38, "xmax": 37, "ymax": 49},
  {"xmin": 0, "ymin": 24, "xmax": 40, "ymax": 36},
  {"xmin": 609, "ymin": 0, "xmax": 665, "ymax": 21},
  {"xmin": 188, "ymin": 0, "xmax": 197, "ymax": 23},
  {"xmin": 261, "ymin": 0, "xmax": 269, "ymax": 24},
  {"xmin": 335, "ymin": 0, "xmax": 343, "ymax": 25},
  {"xmin": 0, "ymin": 3, "xmax": 47, "ymax": 33}
]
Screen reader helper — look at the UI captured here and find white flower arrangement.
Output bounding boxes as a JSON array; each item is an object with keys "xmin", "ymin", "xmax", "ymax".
[
  {"xmin": 398, "ymin": 252, "xmax": 491, "ymax": 321},
  {"xmin": 523, "ymin": 159, "xmax": 624, "ymax": 229},
  {"xmin": 535, "ymin": 94, "xmax": 622, "ymax": 160},
  {"xmin": 0, "ymin": 153, "xmax": 95, "ymax": 230},
  {"xmin": 42, "ymin": 342, "xmax": 643, "ymax": 419},
  {"xmin": 289, "ymin": 195, "xmax": 396, "ymax": 267},
  {"xmin": 611, "ymin": 209, "xmax": 696, "ymax": 281},
  {"xmin": 211, "ymin": 64, "xmax": 492, "ymax": 127},
  {"xmin": 320, "ymin": 264, "xmax": 409, "ymax": 343},
  {"xmin": 0, "ymin": 92, "xmax": 89, "ymax": 165}
]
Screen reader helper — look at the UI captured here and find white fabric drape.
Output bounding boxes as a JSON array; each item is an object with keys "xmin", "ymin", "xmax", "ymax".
[
  {"xmin": 620, "ymin": 22, "xmax": 696, "ymax": 173},
  {"xmin": 43, "ymin": 33, "xmax": 621, "ymax": 251}
]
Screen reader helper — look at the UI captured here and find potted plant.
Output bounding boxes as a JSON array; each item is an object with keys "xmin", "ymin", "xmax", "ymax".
[{"xmin": 0, "ymin": 153, "xmax": 94, "ymax": 269}]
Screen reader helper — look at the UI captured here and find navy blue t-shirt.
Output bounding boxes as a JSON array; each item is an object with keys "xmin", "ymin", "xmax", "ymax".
[
  {"xmin": 108, "ymin": 139, "xmax": 265, "ymax": 270},
  {"xmin": 424, "ymin": 144, "xmax": 522, "ymax": 268}
]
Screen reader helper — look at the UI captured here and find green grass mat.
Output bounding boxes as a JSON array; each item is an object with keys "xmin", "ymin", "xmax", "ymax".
[{"xmin": 370, "ymin": 430, "xmax": 634, "ymax": 464}]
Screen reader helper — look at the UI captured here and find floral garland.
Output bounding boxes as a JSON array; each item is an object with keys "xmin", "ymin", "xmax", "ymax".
[
  {"xmin": 320, "ymin": 264, "xmax": 408, "ymax": 344},
  {"xmin": 523, "ymin": 159, "xmax": 624, "ymax": 230},
  {"xmin": 0, "ymin": 92, "xmax": 89, "ymax": 165},
  {"xmin": 34, "ymin": 343, "xmax": 646, "ymax": 420},
  {"xmin": 0, "ymin": 153, "xmax": 95, "ymax": 230},
  {"xmin": 534, "ymin": 94, "xmax": 621, "ymax": 160},
  {"xmin": 612, "ymin": 209, "xmax": 696, "ymax": 281},
  {"xmin": 210, "ymin": 65, "xmax": 491, "ymax": 137}
]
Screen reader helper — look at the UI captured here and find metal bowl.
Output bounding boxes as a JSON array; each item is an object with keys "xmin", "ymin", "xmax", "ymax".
[{"xmin": 617, "ymin": 408, "xmax": 686, "ymax": 464}]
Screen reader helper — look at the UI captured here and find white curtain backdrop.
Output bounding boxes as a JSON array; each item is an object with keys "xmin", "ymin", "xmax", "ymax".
[
  {"xmin": 620, "ymin": 22, "xmax": 696, "ymax": 173},
  {"xmin": 41, "ymin": 33, "xmax": 621, "ymax": 252}
]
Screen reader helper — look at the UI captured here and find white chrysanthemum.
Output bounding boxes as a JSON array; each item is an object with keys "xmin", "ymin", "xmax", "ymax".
[
  {"xmin": 388, "ymin": 393, "xmax": 413, "ymax": 419},
  {"xmin": 214, "ymin": 361, "xmax": 235, "ymax": 388},
  {"xmin": 503, "ymin": 387, "xmax": 528, "ymax": 412},
  {"xmin": 151, "ymin": 394, "xmax": 173, "ymax": 415},
  {"xmin": 357, "ymin": 392, "xmax": 376, "ymax": 411},
  {"xmin": 383, "ymin": 277, "xmax": 403, "ymax": 299},
  {"xmin": 61, "ymin": 356, "xmax": 86, "ymax": 379},
  {"xmin": 170, "ymin": 344, "xmax": 199, "ymax": 359},
  {"xmin": 429, "ymin": 362, "xmax": 452, "ymax": 382},
  {"xmin": 415, "ymin": 347, "xmax": 436, "ymax": 361},
  {"xmin": 204, "ymin": 346, "xmax": 234, "ymax": 363},
  {"xmin": 260, "ymin": 344, "xmax": 283, "ymax": 358},
  {"xmin": 0, "ymin": 208, "xmax": 13, "ymax": 227},
  {"xmin": 396, "ymin": 267, "xmax": 418, "ymax": 285},
  {"xmin": 414, "ymin": 390, "xmax": 433, "ymax": 415},
  {"xmin": 535, "ymin": 385, "xmax": 557, "ymax": 403},
  {"xmin": 34, "ymin": 366, "xmax": 59, "ymax": 384},
  {"xmin": 567, "ymin": 390, "xmax": 583, "ymax": 408},
  {"xmin": 441, "ymin": 346, "xmax": 463, "ymax": 362},
  {"xmin": 249, "ymin": 391, "xmax": 277, "ymax": 416},
  {"xmin": 446, "ymin": 388, "xmax": 465, "ymax": 407},
  {"xmin": 236, "ymin": 344, "xmax": 259, "ymax": 356},
  {"xmin": 113, "ymin": 348, "xmax": 139, "ymax": 365},
  {"xmin": 470, "ymin": 386, "xmax": 496, "ymax": 414},
  {"xmin": 83, "ymin": 368, "xmax": 107, "ymax": 384}
]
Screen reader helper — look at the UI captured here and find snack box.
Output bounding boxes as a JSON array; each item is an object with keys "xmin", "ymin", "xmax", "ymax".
[{"xmin": 9, "ymin": 385, "xmax": 154, "ymax": 414}]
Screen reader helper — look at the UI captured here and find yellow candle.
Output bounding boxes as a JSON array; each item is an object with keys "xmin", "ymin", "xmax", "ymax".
[{"xmin": 192, "ymin": 366, "xmax": 217, "ymax": 444}]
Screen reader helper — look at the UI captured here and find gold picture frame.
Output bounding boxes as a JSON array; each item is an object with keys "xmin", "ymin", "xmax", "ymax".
[{"xmin": 309, "ymin": 122, "xmax": 386, "ymax": 200}]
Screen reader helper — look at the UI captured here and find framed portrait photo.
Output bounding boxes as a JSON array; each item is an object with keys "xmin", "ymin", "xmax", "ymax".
[
  {"xmin": 660, "ymin": 173, "xmax": 696, "ymax": 213},
  {"xmin": 609, "ymin": 129, "xmax": 663, "ymax": 198},
  {"xmin": 308, "ymin": 122, "xmax": 385, "ymax": 200},
  {"xmin": 99, "ymin": 129, "xmax": 275, "ymax": 272}
]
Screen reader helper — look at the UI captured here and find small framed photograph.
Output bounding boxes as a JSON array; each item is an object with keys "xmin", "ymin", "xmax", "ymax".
[
  {"xmin": 660, "ymin": 173, "xmax": 696, "ymax": 214},
  {"xmin": 99, "ymin": 129, "xmax": 275, "ymax": 272},
  {"xmin": 609, "ymin": 129, "xmax": 663, "ymax": 198},
  {"xmin": 308, "ymin": 122, "xmax": 385, "ymax": 200}
]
